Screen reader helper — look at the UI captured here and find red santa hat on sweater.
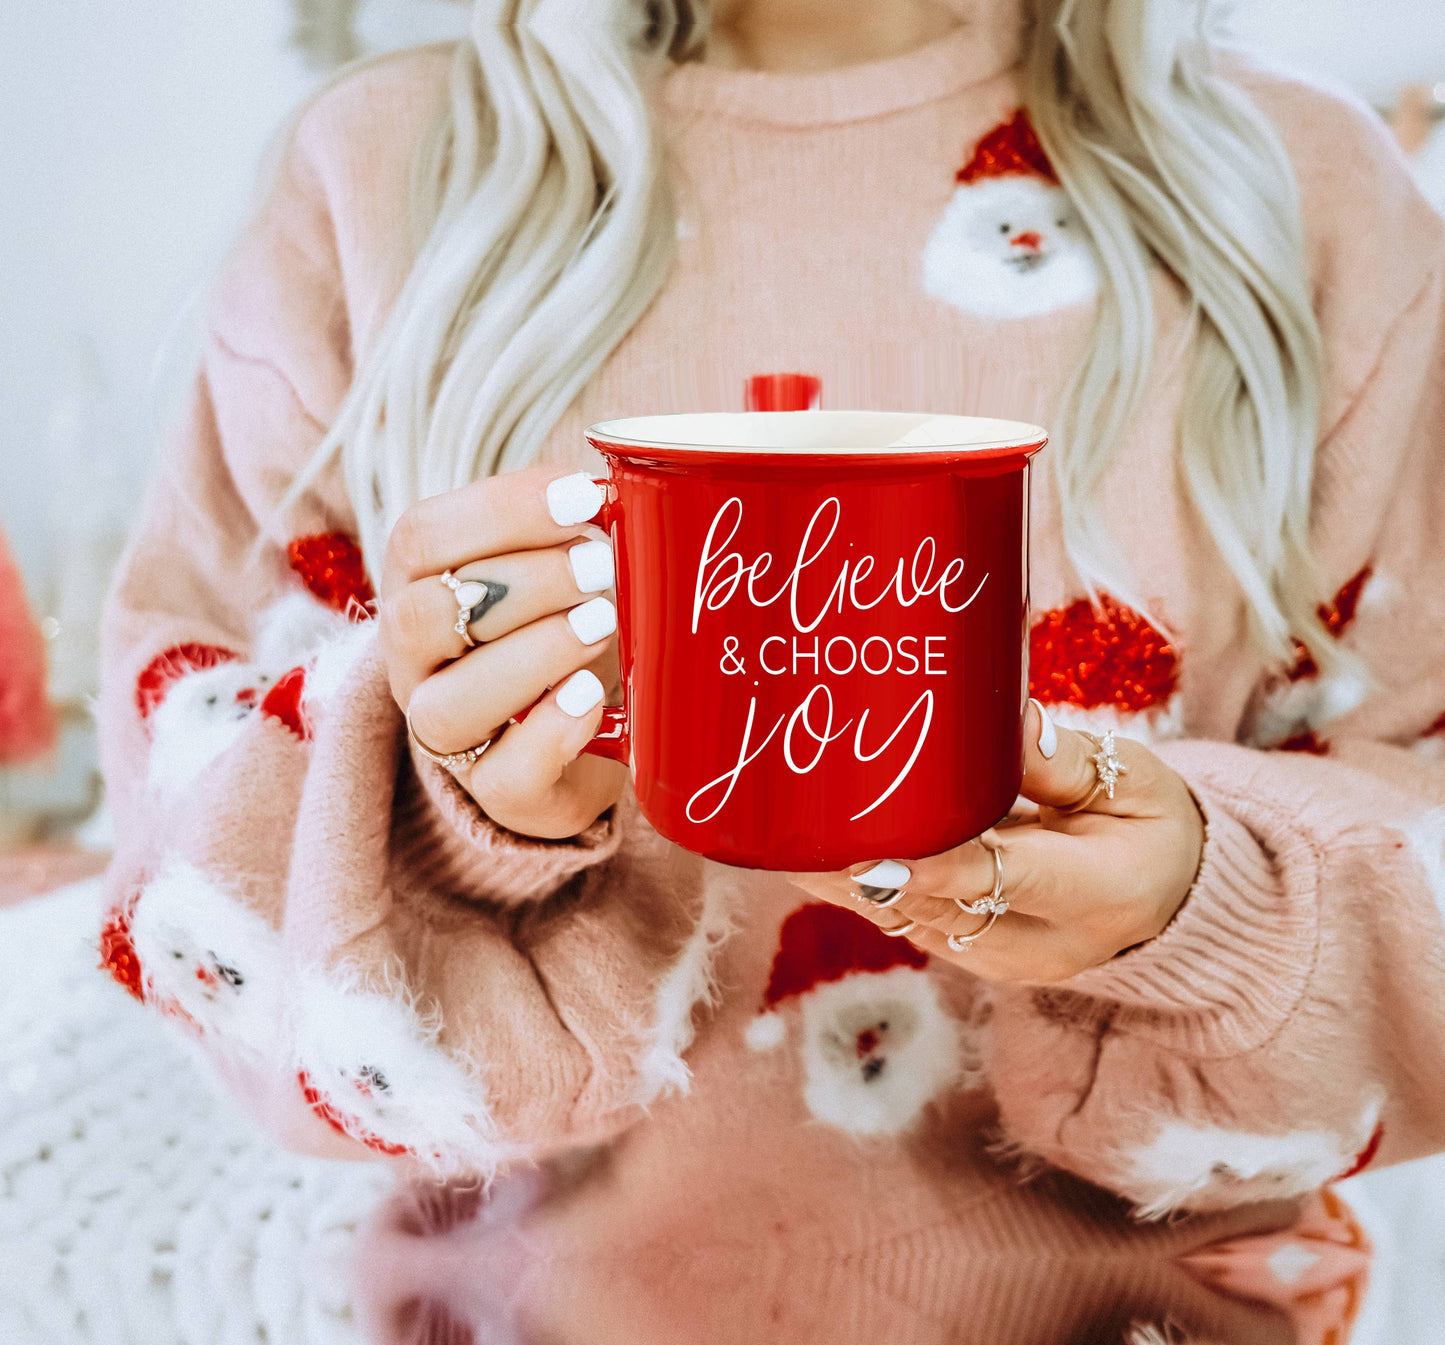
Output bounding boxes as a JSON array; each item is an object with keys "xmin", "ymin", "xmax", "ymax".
[
  {"xmin": 956, "ymin": 107, "xmax": 1059, "ymax": 185},
  {"xmin": 744, "ymin": 902, "xmax": 928, "ymax": 1051}
]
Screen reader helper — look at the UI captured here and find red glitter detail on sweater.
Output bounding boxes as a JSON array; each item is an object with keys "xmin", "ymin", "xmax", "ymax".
[
  {"xmin": 1288, "ymin": 566, "xmax": 1373, "ymax": 681},
  {"xmin": 1029, "ymin": 595, "xmax": 1179, "ymax": 713},
  {"xmin": 1278, "ymin": 730, "xmax": 1330, "ymax": 756},
  {"xmin": 135, "ymin": 644, "xmax": 239, "ymax": 721},
  {"xmin": 957, "ymin": 109, "xmax": 1058, "ymax": 185},
  {"xmin": 287, "ymin": 533, "xmax": 375, "ymax": 614},
  {"xmin": 297, "ymin": 1068, "xmax": 411, "ymax": 1156},
  {"xmin": 761, "ymin": 903, "xmax": 928, "ymax": 1012},
  {"xmin": 98, "ymin": 892, "xmax": 145, "ymax": 1002},
  {"xmin": 260, "ymin": 666, "xmax": 311, "ymax": 741},
  {"xmin": 1331, "ymin": 1121, "xmax": 1385, "ymax": 1182}
]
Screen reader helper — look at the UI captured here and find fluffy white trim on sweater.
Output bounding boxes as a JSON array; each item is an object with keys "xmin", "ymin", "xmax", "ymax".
[
  {"xmin": 633, "ymin": 876, "xmax": 737, "ymax": 1102},
  {"xmin": 130, "ymin": 859, "xmax": 285, "ymax": 1054},
  {"xmin": 798, "ymin": 965, "xmax": 961, "ymax": 1136},
  {"xmin": 291, "ymin": 967, "xmax": 507, "ymax": 1176},
  {"xmin": 1250, "ymin": 664, "xmax": 1372, "ymax": 748},
  {"xmin": 1118, "ymin": 1094, "xmax": 1384, "ymax": 1220},
  {"xmin": 253, "ymin": 591, "xmax": 352, "ymax": 671},
  {"xmin": 145, "ymin": 663, "xmax": 274, "ymax": 799},
  {"xmin": 144, "ymin": 594, "xmax": 374, "ymax": 797}
]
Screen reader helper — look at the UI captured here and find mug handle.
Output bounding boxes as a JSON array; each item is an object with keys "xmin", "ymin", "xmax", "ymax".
[{"xmin": 577, "ymin": 480, "xmax": 630, "ymax": 766}]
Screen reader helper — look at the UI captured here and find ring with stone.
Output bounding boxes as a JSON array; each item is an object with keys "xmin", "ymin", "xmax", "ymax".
[
  {"xmin": 1055, "ymin": 729, "xmax": 1129, "ymax": 815},
  {"xmin": 947, "ymin": 906, "xmax": 1003, "ymax": 952},
  {"xmin": 953, "ymin": 841, "xmax": 1008, "ymax": 918},
  {"xmin": 439, "ymin": 569, "xmax": 500, "ymax": 650},
  {"xmin": 406, "ymin": 704, "xmax": 493, "ymax": 773}
]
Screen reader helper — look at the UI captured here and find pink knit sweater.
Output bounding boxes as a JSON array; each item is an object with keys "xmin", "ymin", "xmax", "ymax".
[{"xmin": 98, "ymin": 16, "xmax": 1445, "ymax": 1255}]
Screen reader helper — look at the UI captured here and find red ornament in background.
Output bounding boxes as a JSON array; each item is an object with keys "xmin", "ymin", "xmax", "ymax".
[
  {"xmin": 134, "ymin": 643, "xmax": 239, "ymax": 722},
  {"xmin": 957, "ymin": 108, "xmax": 1058, "ymax": 185},
  {"xmin": 1029, "ymin": 594, "xmax": 1179, "ymax": 715},
  {"xmin": 287, "ymin": 533, "xmax": 375, "ymax": 615},
  {"xmin": 98, "ymin": 891, "xmax": 145, "ymax": 1003},
  {"xmin": 744, "ymin": 373, "xmax": 822, "ymax": 413},
  {"xmin": 1288, "ymin": 565, "xmax": 1373, "ymax": 681},
  {"xmin": 0, "ymin": 525, "xmax": 57, "ymax": 764}
]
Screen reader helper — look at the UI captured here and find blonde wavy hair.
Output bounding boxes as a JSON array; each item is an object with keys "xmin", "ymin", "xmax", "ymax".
[{"xmin": 285, "ymin": 0, "xmax": 1337, "ymax": 671}]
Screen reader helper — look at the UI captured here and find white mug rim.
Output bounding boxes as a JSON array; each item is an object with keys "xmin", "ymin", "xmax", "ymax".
[{"xmin": 586, "ymin": 410, "xmax": 1047, "ymax": 456}]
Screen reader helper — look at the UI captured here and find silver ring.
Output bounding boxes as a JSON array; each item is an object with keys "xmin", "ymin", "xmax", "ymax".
[
  {"xmin": 880, "ymin": 919, "xmax": 918, "ymax": 938},
  {"xmin": 406, "ymin": 704, "xmax": 493, "ymax": 772},
  {"xmin": 953, "ymin": 842, "xmax": 1008, "ymax": 917},
  {"xmin": 438, "ymin": 570, "xmax": 504, "ymax": 651},
  {"xmin": 855, "ymin": 884, "xmax": 907, "ymax": 909},
  {"xmin": 947, "ymin": 906, "xmax": 1003, "ymax": 952},
  {"xmin": 1055, "ymin": 729, "xmax": 1129, "ymax": 815}
]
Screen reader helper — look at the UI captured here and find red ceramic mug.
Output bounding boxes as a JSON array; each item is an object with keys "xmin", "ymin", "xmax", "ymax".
[{"xmin": 574, "ymin": 411, "xmax": 1047, "ymax": 872}]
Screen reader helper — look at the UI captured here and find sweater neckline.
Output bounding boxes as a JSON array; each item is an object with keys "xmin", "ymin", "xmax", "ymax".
[{"xmin": 659, "ymin": 7, "xmax": 1024, "ymax": 128}]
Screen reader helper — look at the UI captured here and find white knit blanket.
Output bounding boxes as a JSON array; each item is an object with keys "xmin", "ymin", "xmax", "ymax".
[{"xmin": 0, "ymin": 879, "xmax": 394, "ymax": 1345}]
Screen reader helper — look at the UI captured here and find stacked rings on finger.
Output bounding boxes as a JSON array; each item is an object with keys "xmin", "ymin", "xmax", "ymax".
[
  {"xmin": 1055, "ymin": 729, "xmax": 1129, "ymax": 815},
  {"xmin": 947, "ymin": 842, "xmax": 1007, "ymax": 952},
  {"xmin": 406, "ymin": 705, "xmax": 493, "ymax": 772}
]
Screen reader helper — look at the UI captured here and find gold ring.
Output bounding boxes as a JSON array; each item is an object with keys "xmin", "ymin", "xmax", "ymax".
[
  {"xmin": 953, "ymin": 841, "xmax": 1007, "ymax": 917},
  {"xmin": 1055, "ymin": 729, "xmax": 1128, "ymax": 815},
  {"xmin": 439, "ymin": 569, "xmax": 487, "ymax": 650},
  {"xmin": 947, "ymin": 907, "xmax": 1003, "ymax": 952},
  {"xmin": 406, "ymin": 704, "xmax": 493, "ymax": 772}
]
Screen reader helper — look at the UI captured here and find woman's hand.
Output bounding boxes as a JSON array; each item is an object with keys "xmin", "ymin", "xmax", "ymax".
[
  {"xmin": 785, "ymin": 702, "xmax": 1206, "ymax": 982},
  {"xmin": 378, "ymin": 466, "xmax": 627, "ymax": 840}
]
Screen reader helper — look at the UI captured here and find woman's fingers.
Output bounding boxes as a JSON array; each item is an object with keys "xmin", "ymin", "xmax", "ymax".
[
  {"xmin": 380, "ymin": 466, "xmax": 604, "ymax": 598},
  {"xmin": 406, "ymin": 600, "xmax": 618, "ymax": 755},
  {"xmin": 1021, "ymin": 700, "xmax": 1169, "ymax": 821},
  {"xmin": 382, "ymin": 540, "xmax": 615, "ymax": 706},
  {"xmin": 459, "ymin": 669, "xmax": 627, "ymax": 839}
]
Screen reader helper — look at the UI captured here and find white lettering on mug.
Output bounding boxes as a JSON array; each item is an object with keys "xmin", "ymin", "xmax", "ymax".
[
  {"xmin": 685, "ymin": 496, "xmax": 990, "ymax": 824},
  {"xmin": 692, "ymin": 498, "xmax": 987, "ymax": 635}
]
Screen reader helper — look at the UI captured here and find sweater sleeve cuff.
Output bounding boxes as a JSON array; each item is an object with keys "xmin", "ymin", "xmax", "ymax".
[
  {"xmin": 1058, "ymin": 753, "xmax": 1319, "ymax": 1056},
  {"xmin": 397, "ymin": 737, "xmax": 625, "ymax": 906}
]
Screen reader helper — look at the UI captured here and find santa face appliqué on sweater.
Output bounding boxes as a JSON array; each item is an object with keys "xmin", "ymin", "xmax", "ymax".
[
  {"xmin": 746, "ymin": 903, "xmax": 963, "ymax": 1135},
  {"xmin": 923, "ymin": 109, "xmax": 1100, "ymax": 320}
]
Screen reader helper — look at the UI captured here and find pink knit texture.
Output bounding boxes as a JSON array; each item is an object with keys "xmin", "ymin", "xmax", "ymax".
[{"xmin": 97, "ymin": 20, "xmax": 1445, "ymax": 1253}]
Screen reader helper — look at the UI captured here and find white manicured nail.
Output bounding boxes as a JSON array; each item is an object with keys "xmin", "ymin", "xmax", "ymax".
[
  {"xmin": 556, "ymin": 669, "xmax": 605, "ymax": 718},
  {"xmin": 568, "ymin": 539, "xmax": 614, "ymax": 593},
  {"xmin": 852, "ymin": 860, "xmax": 911, "ymax": 889},
  {"xmin": 546, "ymin": 472, "xmax": 605, "ymax": 526},
  {"xmin": 1030, "ymin": 698, "xmax": 1058, "ymax": 759},
  {"xmin": 567, "ymin": 596, "xmax": 616, "ymax": 645}
]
